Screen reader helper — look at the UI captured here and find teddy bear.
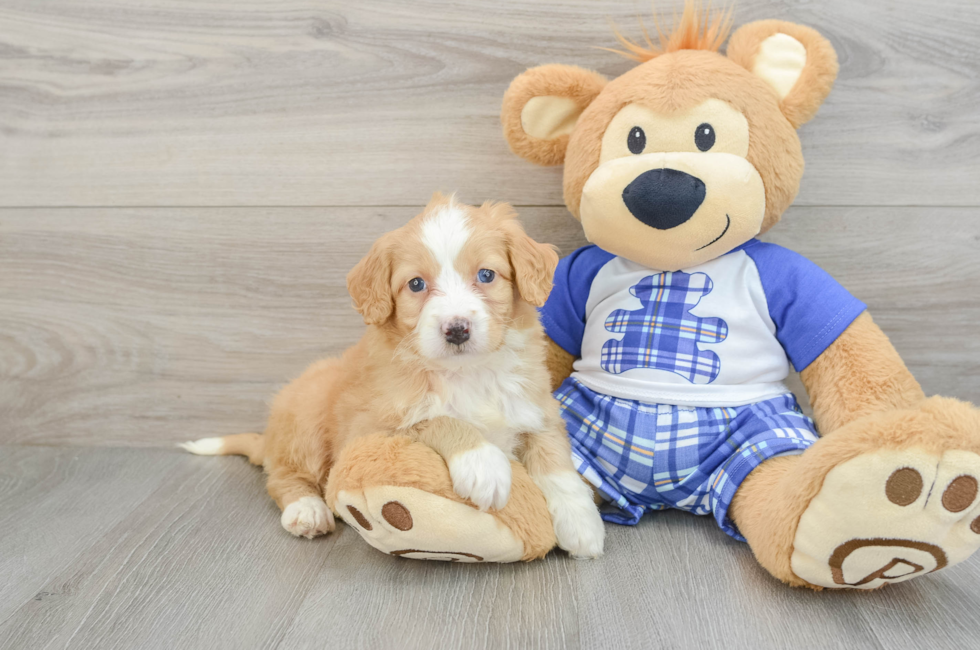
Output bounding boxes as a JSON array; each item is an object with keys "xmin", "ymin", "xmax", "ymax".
[{"xmin": 325, "ymin": 3, "xmax": 980, "ymax": 589}]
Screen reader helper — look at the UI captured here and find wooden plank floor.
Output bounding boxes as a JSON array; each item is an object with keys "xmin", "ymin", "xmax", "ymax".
[
  {"xmin": 2, "ymin": 0, "xmax": 980, "ymax": 648},
  {"xmin": 1, "ymin": 446, "xmax": 979, "ymax": 650}
]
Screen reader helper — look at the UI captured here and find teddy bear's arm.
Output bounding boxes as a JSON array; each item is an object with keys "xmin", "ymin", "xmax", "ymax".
[
  {"xmin": 545, "ymin": 336, "xmax": 576, "ymax": 391},
  {"xmin": 800, "ymin": 311, "xmax": 925, "ymax": 433}
]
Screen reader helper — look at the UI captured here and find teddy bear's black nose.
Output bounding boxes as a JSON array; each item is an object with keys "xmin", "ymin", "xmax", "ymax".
[{"xmin": 622, "ymin": 168, "xmax": 706, "ymax": 230}]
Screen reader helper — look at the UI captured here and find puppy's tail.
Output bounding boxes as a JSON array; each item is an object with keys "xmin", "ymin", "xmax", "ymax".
[{"xmin": 179, "ymin": 433, "xmax": 264, "ymax": 466}]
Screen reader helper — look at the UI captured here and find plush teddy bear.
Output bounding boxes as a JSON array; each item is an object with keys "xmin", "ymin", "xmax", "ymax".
[{"xmin": 327, "ymin": 3, "xmax": 980, "ymax": 589}]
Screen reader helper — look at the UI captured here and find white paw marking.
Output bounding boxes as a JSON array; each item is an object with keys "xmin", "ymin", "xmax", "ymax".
[
  {"xmin": 448, "ymin": 444, "xmax": 512, "ymax": 511},
  {"xmin": 534, "ymin": 471, "xmax": 605, "ymax": 559},
  {"xmin": 179, "ymin": 437, "xmax": 224, "ymax": 455},
  {"xmin": 793, "ymin": 449, "xmax": 980, "ymax": 589},
  {"xmin": 281, "ymin": 496, "xmax": 335, "ymax": 539}
]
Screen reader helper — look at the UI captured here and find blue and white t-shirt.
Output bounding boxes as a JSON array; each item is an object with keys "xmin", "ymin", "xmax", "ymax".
[{"xmin": 540, "ymin": 241, "xmax": 866, "ymax": 407}]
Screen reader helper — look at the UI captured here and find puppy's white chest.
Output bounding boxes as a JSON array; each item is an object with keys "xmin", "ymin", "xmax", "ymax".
[{"xmin": 438, "ymin": 365, "xmax": 545, "ymax": 450}]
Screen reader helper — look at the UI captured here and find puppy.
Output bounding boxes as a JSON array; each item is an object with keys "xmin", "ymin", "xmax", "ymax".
[{"xmin": 183, "ymin": 194, "xmax": 605, "ymax": 558}]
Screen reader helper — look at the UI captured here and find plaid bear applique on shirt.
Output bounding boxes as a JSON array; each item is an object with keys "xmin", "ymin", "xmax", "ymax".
[{"xmin": 600, "ymin": 271, "xmax": 728, "ymax": 384}]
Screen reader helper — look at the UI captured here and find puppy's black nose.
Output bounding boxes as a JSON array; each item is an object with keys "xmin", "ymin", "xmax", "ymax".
[
  {"xmin": 622, "ymin": 168, "xmax": 706, "ymax": 230},
  {"xmin": 444, "ymin": 322, "xmax": 470, "ymax": 345}
]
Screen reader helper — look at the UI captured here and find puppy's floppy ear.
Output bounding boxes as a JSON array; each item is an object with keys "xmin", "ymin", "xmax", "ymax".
[
  {"xmin": 347, "ymin": 234, "xmax": 395, "ymax": 325},
  {"xmin": 501, "ymin": 64, "xmax": 607, "ymax": 166},
  {"xmin": 492, "ymin": 204, "xmax": 559, "ymax": 307},
  {"xmin": 727, "ymin": 20, "xmax": 838, "ymax": 128}
]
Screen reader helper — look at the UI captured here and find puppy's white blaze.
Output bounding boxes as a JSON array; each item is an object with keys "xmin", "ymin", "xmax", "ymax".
[
  {"xmin": 418, "ymin": 203, "xmax": 493, "ymax": 358},
  {"xmin": 421, "ymin": 203, "xmax": 471, "ymax": 269},
  {"xmin": 179, "ymin": 437, "xmax": 224, "ymax": 455},
  {"xmin": 448, "ymin": 443, "xmax": 513, "ymax": 511},
  {"xmin": 534, "ymin": 471, "xmax": 606, "ymax": 559},
  {"xmin": 424, "ymin": 206, "xmax": 476, "ymax": 306}
]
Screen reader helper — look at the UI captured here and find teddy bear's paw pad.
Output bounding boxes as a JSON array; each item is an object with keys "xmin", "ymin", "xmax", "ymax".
[
  {"xmin": 281, "ymin": 496, "xmax": 335, "ymax": 539},
  {"xmin": 334, "ymin": 485, "xmax": 525, "ymax": 562},
  {"xmin": 791, "ymin": 449, "xmax": 980, "ymax": 589}
]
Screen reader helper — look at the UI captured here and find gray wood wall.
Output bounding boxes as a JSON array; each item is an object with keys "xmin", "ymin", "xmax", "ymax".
[{"xmin": 2, "ymin": 0, "xmax": 979, "ymax": 447}]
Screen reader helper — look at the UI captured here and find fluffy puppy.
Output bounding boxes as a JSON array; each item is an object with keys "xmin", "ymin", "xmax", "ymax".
[{"xmin": 183, "ymin": 194, "xmax": 605, "ymax": 558}]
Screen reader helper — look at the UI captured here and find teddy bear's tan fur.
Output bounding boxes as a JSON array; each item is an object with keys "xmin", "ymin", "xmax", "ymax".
[{"xmin": 501, "ymin": 2, "xmax": 980, "ymax": 589}]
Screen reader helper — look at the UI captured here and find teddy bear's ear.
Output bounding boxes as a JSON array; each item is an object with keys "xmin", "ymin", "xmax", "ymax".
[
  {"xmin": 727, "ymin": 20, "xmax": 838, "ymax": 128},
  {"xmin": 501, "ymin": 64, "xmax": 607, "ymax": 166}
]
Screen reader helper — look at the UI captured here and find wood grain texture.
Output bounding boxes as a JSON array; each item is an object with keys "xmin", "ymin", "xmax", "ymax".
[
  {"xmin": 1, "ymin": 0, "xmax": 979, "ymax": 207},
  {"xmin": 1, "ymin": 205, "xmax": 978, "ymax": 447},
  {"xmin": 0, "ymin": 447, "xmax": 336, "ymax": 650},
  {"xmin": 574, "ymin": 510, "xmax": 980, "ymax": 650},
  {"xmin": 0, "ymin": 447, "xmax": 184, "ymax": 623},
  {"xmin": 1, "ymin": 446, "xmax": 979, "ymax": 650},
  {"xmin": 1, "ymin": 0, "xmax": 979, "ymax": 647}
]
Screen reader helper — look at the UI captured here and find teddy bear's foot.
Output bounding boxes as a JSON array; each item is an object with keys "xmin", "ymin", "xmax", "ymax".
[
  {"xmin": 324, "ymin": 434, "xmax": 557, "ymax": 563},
  {"xmin": 792, "ymin": 447, "xmax": 980, "ymax": 589},
  {"xmin": 759, "ymin": 397, "xmax": 980, "ymax": 590},
  {"xmin": 733, "ymin": 397, "xmax": 980, "ymax": 589},
  {"xmin": 334, "ymin": 485, "xmax": 524, "ymax": 562}
]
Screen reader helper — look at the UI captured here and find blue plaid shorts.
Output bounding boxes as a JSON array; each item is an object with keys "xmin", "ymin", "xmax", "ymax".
[{"xmin": 555, "ymin": 377, "xmax": 819, "ymax": 541}]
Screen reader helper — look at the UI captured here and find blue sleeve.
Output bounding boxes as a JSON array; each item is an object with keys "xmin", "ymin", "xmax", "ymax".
[
  {"xmin": 743, "ymin": 242, "xmax": 867, "ymax": 371},
  {"xmin": 538, "ymin": 245, "xmax": 615, "ymax": 358}
]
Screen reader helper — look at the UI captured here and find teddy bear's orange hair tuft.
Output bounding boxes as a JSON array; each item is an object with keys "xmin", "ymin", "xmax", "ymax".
[{"xmin": 604, "ymin": 1, "xmax": 734, "ymax": 62}]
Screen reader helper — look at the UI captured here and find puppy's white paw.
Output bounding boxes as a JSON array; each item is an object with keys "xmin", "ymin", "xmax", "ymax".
[
  {"xmin": 535, "ymin": 471, "xmax": 605, "ymax": 559},
  {"xmin": 555, "ymin": 503, "xmax": 606, "ymax": 560},
  {"xmin": 281, "ymin": 496, "xmax": 335, "ymax": 539},
  {"xmin": 448, "ymin": 444, "xmax": 512, "ymax": 511}
]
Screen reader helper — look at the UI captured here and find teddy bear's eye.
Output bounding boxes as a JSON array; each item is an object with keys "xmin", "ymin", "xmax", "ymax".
[
  {"xmin": 695, "ymin": 123, "xmax": 715, "ymax": 151},
  {"xmin": 627, "ymin": 126, "xmax": 646, "ymax": 154}
]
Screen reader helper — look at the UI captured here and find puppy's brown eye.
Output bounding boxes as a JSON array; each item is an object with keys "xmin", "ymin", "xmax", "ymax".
[
  {"xmin": 477, "ymin": 269, "xmax": 495, "ymax": 283},
  {"xmin": 408, "ymin": 277, "xmax": 426, "ymax": 292},
  {"xmin": 627, "ymin": 126, "xmax": 646, "ymax": 154}
]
